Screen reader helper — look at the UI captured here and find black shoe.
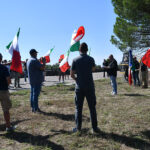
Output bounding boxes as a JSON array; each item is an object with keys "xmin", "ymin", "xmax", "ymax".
[{"xmin": 92, "ymin": 127, "xmax": 101, "ymax": 134}]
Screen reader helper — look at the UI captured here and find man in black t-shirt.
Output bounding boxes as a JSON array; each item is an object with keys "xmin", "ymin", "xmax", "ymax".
[
  {"xmin": 104, "ymin": 55, "xmax": 118, "ymax": 95},
  {"xmin": 70, "ymin": 43, "xmax": 99, "ymax": 134},
  {"xmin": 0, "ymin": 53, "xmax": 14, "ymax": 132}
]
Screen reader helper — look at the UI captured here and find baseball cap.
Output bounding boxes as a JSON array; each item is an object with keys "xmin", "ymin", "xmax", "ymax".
[{"xmin": 29, "ymin": 49, "xmax": 38, "ymax": 55}]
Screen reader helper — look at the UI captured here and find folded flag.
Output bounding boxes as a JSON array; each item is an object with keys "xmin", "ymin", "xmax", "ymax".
[
  {"xmin": 70, "ymin": 26, "xmax": 85, "ymax": 52},
  {"xmin": 142, "ymin": 49, "xmax": 150, "ymax": 67},
  {"xmin": 6, "ymin": 28, "xmax": 22, "ymax": 74},
  {"xmin": 59, "ymin": 50, "xmax": 70, "ymax": 72},
  {"xmin": 128, "ymin": 50, "xmax": 133, "ymax": 85}
]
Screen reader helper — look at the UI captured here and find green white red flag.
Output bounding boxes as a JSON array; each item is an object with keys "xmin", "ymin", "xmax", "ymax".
[
  {"xmin": 43, "ymin": 47, "xmax": 54, "ymax": 63},
  {"xmin": 59, "ymin": 50, "xmax": 70, "ymax": 72},
  {"xmin": 59, "ymin": 26, "xmax": 85, "ymax": 72},
  {"xmin": 70, "ymin": 26, "xmax": 85, "ymax": 52},
  {"xmin": 6, "ymin": 28, "xmax": 22, "ymax": 74}
]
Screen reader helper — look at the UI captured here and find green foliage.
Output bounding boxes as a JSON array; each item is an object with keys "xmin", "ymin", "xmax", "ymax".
[{"xmin": 111, "ymin": 0, "xmax": 150, "ymax": 53}]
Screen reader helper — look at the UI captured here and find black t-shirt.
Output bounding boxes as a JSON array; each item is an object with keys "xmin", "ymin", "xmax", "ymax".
[
  {"xmin": 71, "ymin": 54, "xmax": 95, "ymax": 90},
  {"xmin": 0, "ymin": 64, "xmax": 10, "ymax": 90},
  {"xmin": 141, "ymin": 62, "xmax": 147, "ymax": 72},
  {"xmin": 107, "ymin": 59, "xmax": 118, "ymax": 77}
]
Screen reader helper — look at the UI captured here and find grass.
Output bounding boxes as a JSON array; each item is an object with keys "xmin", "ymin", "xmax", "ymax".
[{"xmin": 0, "ymin": 77, "xmax": 150, "ymax": 150}]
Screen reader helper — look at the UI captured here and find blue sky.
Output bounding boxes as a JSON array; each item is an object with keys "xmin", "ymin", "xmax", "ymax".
[{"xmin": 0, "ymin": 0, "xmax": 123, "ymax": 66}]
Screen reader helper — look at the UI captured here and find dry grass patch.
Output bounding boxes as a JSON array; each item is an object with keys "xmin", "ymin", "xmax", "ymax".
[{"xmin": 0, "ymin": 78, "xmax": 150, "ymax": 149}]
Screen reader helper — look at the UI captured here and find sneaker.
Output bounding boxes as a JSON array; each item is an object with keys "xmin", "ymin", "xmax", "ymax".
[
  {"xmin": 72, "ymin": 127, "xmax": 81, "ymax": 133},
  {"xmin": 6, "ymin": 126, "xmax": 16, "ymax": 132},
  {"xmin": 111, "ymin": 92, "xmax": 117, "ymax": 95}
]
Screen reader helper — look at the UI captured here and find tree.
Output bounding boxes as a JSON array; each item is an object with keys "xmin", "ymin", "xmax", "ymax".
[{"xmin": 111, "ymin": 0, "xmax": 150, "ymax": 55}]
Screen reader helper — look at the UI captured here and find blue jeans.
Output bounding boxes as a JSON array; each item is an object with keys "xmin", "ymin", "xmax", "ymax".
[
  {"xmin": 132, "ymin": 71, "xmax": 140, "ymax": 86},
  {"xmin": 24, "ymin": 71, "xmax": 27, "ymax": 82},
  {"xmin": 75, "ymin": 88, "xmax": 97, "ymax": 130},
  {"xmin": 110, "ymin": 76, "xmax": 117, "ymax": 94},
  {"xmin": 30, "ymin": 84, "xmax": 41, "ymax": 111}
]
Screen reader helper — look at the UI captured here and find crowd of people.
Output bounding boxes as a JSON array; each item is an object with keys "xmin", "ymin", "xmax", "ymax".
[
  {"xmin": 0, "ymin": 42, "xmax": 149, "ymax": 134},
  {"xmin": 123, "ymin": 56, "xmax": 148, "ymax": 88}
]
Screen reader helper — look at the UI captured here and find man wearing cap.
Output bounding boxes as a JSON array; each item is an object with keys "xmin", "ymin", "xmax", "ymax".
[
  {"xmin": 0, "ymin": 53, "xmax": 15, "ymax": 132},
  {"xmin": 70, "ymin": 42, "xmax": 99, "ymax": 134},
  {"xmin": 27, "ymin": 49, "xmax": 46, "ymax": 112}
]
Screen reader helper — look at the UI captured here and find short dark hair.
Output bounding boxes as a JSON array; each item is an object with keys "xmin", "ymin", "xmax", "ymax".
[{"xmin": 79, "ymin": 42, "xmax": 88, "ymax": 53}]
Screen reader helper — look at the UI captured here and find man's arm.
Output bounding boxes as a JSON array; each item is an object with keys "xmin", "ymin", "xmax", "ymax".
[
  {"xmin": 6, "ymin": 77, "xmax": 11, "ymax": 85},
  {"xmin": 70, "ymin": 70, "xmax": 76, "ymax": 80},
  {"xmin": 92, "ymin": 66, "xmax": 96, "ymax": 72}
]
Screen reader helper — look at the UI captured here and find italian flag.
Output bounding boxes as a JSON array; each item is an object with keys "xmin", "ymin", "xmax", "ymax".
[
  {"xmin": 43, "ymin": 47, "xmax": 54, "ymax": 63},
  {"xmin": 70, "ymin": 26, "xmax": 85, "ymax": 52},
  {"xmin": 59, "ymin": 54, "xmax": 64, "ymax": 63},
  {"xmin": 59, "ymin": 50, "xmax": 70, "ymax": 72},
  {"xmin": 6, "ymin": 28, "xmax": 22, "ymax": 74}
]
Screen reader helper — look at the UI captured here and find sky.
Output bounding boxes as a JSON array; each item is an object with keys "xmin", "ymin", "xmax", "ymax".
[{"xmin": 0, "ymin": 0, "xmax": 123, "ymax": 66}]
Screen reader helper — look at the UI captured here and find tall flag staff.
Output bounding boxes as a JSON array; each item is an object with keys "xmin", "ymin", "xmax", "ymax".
[{"xmin": 6, "ymin": 28, "xmax": 22, "ymax": 74}]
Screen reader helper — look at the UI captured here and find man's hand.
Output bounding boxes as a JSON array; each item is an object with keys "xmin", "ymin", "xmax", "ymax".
[
  {"xmin": 70, "ymin": 70, "xmax": 76, "ymax": 81},
  {"xmin": 42, "ymin": 57, "xmax": 46, "ymax": 65}
]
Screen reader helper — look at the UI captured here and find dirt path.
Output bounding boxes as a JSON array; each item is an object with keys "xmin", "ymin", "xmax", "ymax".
[{"xmin": 9, "ymin": 72, "xmax": 123, "ymax": 92}]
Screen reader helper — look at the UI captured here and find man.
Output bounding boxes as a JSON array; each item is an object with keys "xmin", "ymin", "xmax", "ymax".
[
  {"xmin": 23, "ymin": 59, "xmax": 28, "ymax": 83},
  {"xmin": 104, "ymin": 55, "xmax": 118, "ymax": 95},
  {"xmin": 140, "ymin": 61, "xmax": 148, "ymax": 88},
  {"xmin": 102, "ymin": 59, "xmax": 109, "ymax": 78},
  {"xmin": 0, "ymin": 53, "xmax": 14, "ymax": 131},
  {"xmin": 13, "ymin": 71, "xmax": 21, "ymax": 88},
  {"xmin": 58, "ymin": 57, "xmax": 65, "ymax": 83},
  {"xmin": 27, "ymin": 49, "xmax": 46, "ymax": 112},
  {"xmin": 132, "ymin": 57, "xmax": 140, "ymax": 86},
  {"xmin": 70, "ymin": 42, "xmax": 99, "ymax": 133}
]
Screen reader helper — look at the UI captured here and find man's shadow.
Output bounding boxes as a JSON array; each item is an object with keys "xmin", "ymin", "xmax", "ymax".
[
  {"xmin": 0, "ymin": 119, "xmax": 30, "ymax": 131},
  {"xmin": 51, "ymin": 129, "xmax": 150, "ymax": 149},
  {"xmin": 39, "ymin": 110, "xmax": 90, "ymax": 122},
  {"xmin": 0, "ymin": 131, "xmax": 64, "ymax": 150}
]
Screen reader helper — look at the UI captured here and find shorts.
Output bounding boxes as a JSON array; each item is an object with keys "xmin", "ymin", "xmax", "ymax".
[{"xmin": 0, "ymin": 91, "xmax": 12, "ymax": 112}]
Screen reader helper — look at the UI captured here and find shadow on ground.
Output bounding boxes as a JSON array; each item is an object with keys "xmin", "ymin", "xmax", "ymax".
[
  {"xmin": 0, "ymin": 119, "xmax": 30, "ymax": 131},
  {"xmin": 39, "ymin": 110, "xmax": 90, "ymax": 122},
  {"xmin": 51, "ymin": 129, "xmax": 150, "ymax": 149},
  {"xmin": 124, "ymin": 93, "xmax": 145, "ymax": 97},
  {"xmin": 0, "ymin": 131, "xmax": 64, "ymax": 150}
]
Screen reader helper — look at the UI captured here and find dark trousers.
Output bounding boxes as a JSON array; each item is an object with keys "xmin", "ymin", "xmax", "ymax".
[
  {"xmin": 75, "ymin": 88, "xmax": 98, "ymax": 130},
  {"xmin": 132, "ymin": 71, "xmax": 140, "ymax": 86},
  {"xmin": 30, "ymin": 84, "xmax": 41, "ymax": 111}
]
